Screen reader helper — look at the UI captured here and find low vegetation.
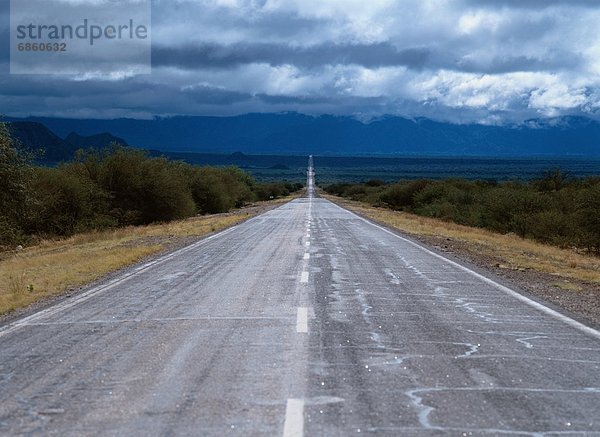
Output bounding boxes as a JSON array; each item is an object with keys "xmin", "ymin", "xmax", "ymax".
[
  {"xmin": 0, "ymin": 123, "xmax": 303, "ymax": 249},
  {"xmin": 324, "ymin": 173, "xmax": 600, "ymax": 254}
]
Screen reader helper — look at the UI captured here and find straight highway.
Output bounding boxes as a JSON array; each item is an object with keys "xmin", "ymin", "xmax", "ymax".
[{"xmin": 1, "ymin": 159, "xmax": 599, "ymax": 435}]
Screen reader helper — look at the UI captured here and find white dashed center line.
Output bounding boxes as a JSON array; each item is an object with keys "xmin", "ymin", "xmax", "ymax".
[
  {"xmin": 283, "ymin": 398, "xmax": 304, "ymax": 437},
  {"xmin": 303, "ymin": 253, "xmax": 310, "ymax": 260},
  {"xmin": 300, "ymin": 271, "xmax": 309, "ymax": 283},
  {"xmin": 296, "ymin": 307, "xmax": 308, "ymax": 333}
]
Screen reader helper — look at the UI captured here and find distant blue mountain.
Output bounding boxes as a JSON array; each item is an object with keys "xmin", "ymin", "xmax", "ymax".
[
  {"xmin": 7, "ymin": 121, "xmax": 73, "ymax": 162},
  {"xmin": 6, "ymin": 121, "xmax": 128, "ymax": 162},
  {"xmin": 7, "ymin": 113, "xmax": 600, "ymax": 157},
  {"xmin": 65, "ymin": 131, "xmax": 128, "ymax": 149}
]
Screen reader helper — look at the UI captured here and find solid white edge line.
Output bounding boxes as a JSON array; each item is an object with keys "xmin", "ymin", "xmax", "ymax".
[
  {"xmin": 0, "ymin": 200, "xmax": 299, "ymax": 339},
  {"xmin": 296, "ymin": 307, "xmax": 308, "ymax": 333},
  {"xmin": 327, "ymin": 199, "xmax": 600, "ymax": 341},
  {"xmin": 283, "ymin": 398, "xmax": 304, "ymax": 437},
  {"xmin": 300, "ymin": 271, "xmax": 309, "ymax": 283}
]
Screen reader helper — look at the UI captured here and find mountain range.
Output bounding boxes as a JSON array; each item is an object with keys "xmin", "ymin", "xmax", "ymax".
[
  {"xmin": 6, "ymin": 121, "xmax": 127, "ymax": 161},
  {"xmin": 5, "ymin": 113, "xmax": 600, "ymax": 159}
]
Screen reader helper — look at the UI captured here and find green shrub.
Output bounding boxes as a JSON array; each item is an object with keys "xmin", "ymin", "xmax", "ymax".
[
  {"xmin": 365, "ymin": 179, "xmax": 385, "ymax": 187},
  {"xmin": 0, "ymin": 123, "xmax": 32, "ymax": 246},
  {"xmin": 189, "ymin": 166, "xmax": 254, "ymax": 214},
  {"xmin": 72, "ymin": 147, "xmax": 196, "ymax": 225},
  {"xmin": 379, "ymin": 180, "xmax": 431, "ymax": 210},
  {"xmin": 327, "ymin": 173, "xmax": 600, "ymax": 254},
  {"xmin": 253, "ymin": 182, "xmax": 300, "ymax": 201},
  {"xmin": 533, "ymin": 168, "xmax": 571, "ymax": 192},
  {"xmin": 28, "ymin": 167, "xmax": 114, "ymax": 235},
  {"xmin": 575, "ymin": 185, "xmax": 600, "ymax": 253},
  {"xmin": 323, "ymin": 183, "xmax": 352, "ymax": 197}
]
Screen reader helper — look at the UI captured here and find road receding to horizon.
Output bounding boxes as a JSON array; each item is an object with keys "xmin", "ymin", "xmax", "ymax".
[{"xmin": 1, "ymin": 164, "xmax": 599, "ymax": 436}]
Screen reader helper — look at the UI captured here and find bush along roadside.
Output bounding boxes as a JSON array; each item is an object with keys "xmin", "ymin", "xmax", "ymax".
[
  {"xmin": 323, "ymin": 172, "xmax": 600, "ymax": 255},
  {"xmin": 0, "ymin": 124, "xmax": 303, "ymax": 249}
]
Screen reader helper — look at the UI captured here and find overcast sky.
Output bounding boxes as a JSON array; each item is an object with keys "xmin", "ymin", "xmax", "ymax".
[{"xmin": 2, "ymin": 0, "xmax": 600, "ymax": 124}]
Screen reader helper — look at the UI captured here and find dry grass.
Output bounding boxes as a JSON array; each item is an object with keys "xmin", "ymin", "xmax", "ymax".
[
  {"xmin": 0, "ymin": 197, "xmax": 294, "ymax": 316},
  {"xmin": 326, "ymin": 195, "xmax": 600, "ymax": 286},
  {"xmin": 552, "ymin": 281, "xmax": 584, "ymax": 292}
]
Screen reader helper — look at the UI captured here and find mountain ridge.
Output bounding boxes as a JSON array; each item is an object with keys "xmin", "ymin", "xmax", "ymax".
[
  {"xmin": 6, "ymin": 121, "xmax": 129, "ymax": 162},
  {"xmin": 5, "ymin": 113, "xmax": 600, "ymax": 157}
]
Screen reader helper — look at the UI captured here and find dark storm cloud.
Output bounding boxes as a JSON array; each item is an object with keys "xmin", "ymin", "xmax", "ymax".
[
  {"xmin": 0, "ymin": 74, "xmax": 255, "ymax": 118},
  {"xmin": 455, "ymin": 53, "xmax": 583, "ymax": 74},
  {"xmin": 152, "ymin": 38, "xmax": 581, "ymax": 75},
  {"xmin": 152, "ymin": 42, "xmax": 431, "ymax": 70}
]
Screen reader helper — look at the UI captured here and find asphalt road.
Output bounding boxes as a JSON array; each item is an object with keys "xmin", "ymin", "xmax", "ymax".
[{"xmin": 1, "ymin": 163, "xmax": 599, "ymax": 436}]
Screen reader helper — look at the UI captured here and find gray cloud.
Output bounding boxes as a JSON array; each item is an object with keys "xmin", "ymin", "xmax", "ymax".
[
  {"xmin": 151, "ymin": 40, "xmax": 582, "ymax": 75},
  {"xmin": 455, "ymin": 52, "xmax": 583, "ymax": 74},
  {"xmin": 152, "ymin": 43, "xmax": 431, "ymax": 70},
  {"xmin": 0, "ymin": 0, "xmax": 599, "ymax": 123}
]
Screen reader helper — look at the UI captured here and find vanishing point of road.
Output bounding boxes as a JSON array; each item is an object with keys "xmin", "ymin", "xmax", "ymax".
[{"xmin": 1, "ymin": 158, "xmax": 599, "ymax": 436}]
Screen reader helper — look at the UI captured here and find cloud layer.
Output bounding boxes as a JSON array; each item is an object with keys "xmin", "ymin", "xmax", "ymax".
[{"xmin": 1, "ymin": 0, "xmax": 600, "ymax": 123}]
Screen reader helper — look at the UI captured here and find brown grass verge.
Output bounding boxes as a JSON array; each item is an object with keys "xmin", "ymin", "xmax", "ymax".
[{"xmin": 0, "ymin": 195, "xmax": 296, "ymax": 316}]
